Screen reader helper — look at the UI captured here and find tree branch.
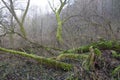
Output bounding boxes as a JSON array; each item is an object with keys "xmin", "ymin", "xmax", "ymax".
[
  {"xmin": 1, "ymin": 0, "xmax": 28, "ymax": 38},
  {"xmin": 21, "ymin": 0, "xmax": 30, "ymax": 23},
  {"xmin": 48, "ymin": 0, "xmax": 56, "ymax": 13},
  {"xmin": 0, "ymin": 47, "xmax": 73, "ymax": 71}
]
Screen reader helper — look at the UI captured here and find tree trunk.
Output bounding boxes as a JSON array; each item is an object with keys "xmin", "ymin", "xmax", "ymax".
[{"xmin": 0, "ymin": 47, "xmax": 73, "ymax": 71}]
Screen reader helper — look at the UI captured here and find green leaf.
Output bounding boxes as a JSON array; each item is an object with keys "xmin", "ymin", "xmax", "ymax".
[
  {"xmin": 94, "ymin": 48, "xmax": 102, "ymax": 56},
  {"xmin": 112, "ymin": 65, "xmax": 120, "ymax": 75}
]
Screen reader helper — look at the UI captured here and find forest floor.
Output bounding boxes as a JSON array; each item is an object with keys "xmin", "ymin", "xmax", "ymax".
[{"xmin": 0, "ymin": 40, "xmax": 120, "ymax": 80}]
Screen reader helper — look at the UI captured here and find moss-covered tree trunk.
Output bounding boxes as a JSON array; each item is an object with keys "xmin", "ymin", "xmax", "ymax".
[
  {"xmin": 61, "ymin": 40, "xmax": 120, "ymax": 54},
  {"xmin": 49, "ymin": 0, "xmax": 67, "ymax": 42},
  {"xmin": 0, "ymin": 47, "xmax": 73, "ymax": 71}
]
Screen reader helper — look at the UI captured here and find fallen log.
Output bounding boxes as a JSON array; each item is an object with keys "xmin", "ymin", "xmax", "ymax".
[
  {"xmin": 61, "ymin": 40, "xmax": 120, "ymax": 54},
  {"xmin": 0, "ymin": 47, "xmax": 73, "ymax": 71}
]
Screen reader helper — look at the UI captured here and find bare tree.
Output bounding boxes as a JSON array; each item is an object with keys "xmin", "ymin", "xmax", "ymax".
[
  {"xmin": 49, "ymin": 0, "xmax": 68, "ymax": 42},
  {"xmin": 1, "ymin": 0, "xmax": 30, "ymax": 38},
  {"xmin": 62, "ymin": 0, "xmax": 120, "ymax": 47}
]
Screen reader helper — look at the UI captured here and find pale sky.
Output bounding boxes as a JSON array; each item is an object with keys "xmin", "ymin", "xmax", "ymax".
[
  {"xmin": 31, "ymin": 0, "xmax": 47, "ymax": 8},
  {"xmin": 30, "ymin": 0, "xmax": 60, "ymax": 13},
  {"xmin": 0, "ymin": 0, "xmax": 74, "ymax": 15},
  {"xmin": 12, "ymin": 0, "xmax": 60, "ymax": 15},
  {"xmin": 14, "ymin": 0, "xmax": 60, "ymax": 14},
  {"xmin": 30, "ymin": 0, "xmax": 74, "ymax": 13},
  {"xmin": 30, "ymin": 0, "xmax": 59, "ymax": 7}
]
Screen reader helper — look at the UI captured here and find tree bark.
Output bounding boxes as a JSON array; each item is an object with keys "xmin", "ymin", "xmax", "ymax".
[
  {"xmin": 61, "ymin": 40, "xmax": 120, "ymax": 54},
  {"xmin": 0, "ymin": 47, "xmax": 73, "ymax": 71}
]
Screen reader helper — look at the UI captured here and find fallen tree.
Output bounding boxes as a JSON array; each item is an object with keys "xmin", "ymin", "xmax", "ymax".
[
  {"xmin": 0, "ymin": 40, "xmax": 120, "ymax": 71},
  {"xmin": 0, "ymin": 47, "xmax": 73, "ymax": 71},
  {"xmin": 61, "ymin": 40, "xmax": 120, "ymax": 54}
]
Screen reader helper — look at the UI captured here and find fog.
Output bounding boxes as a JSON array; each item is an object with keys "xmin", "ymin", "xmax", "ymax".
[{"xmin": 0, "ymin": 0, "xmax": 120, "ymax": 49}]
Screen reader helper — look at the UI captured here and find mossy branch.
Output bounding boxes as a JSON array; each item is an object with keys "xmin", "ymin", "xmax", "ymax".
[
  {"xmin": 61, "ymin": 40, "xmax": 120, "ymax": 54},
  {"xmin": 0, "ymin": 47, "xmax": 73, "ymax": 71},
  {"xmin": 56, "ymin": 53, "xmax": 88, "ymax": 61}
]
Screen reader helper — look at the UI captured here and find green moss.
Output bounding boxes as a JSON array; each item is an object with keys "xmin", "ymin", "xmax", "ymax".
[
  {"xmin": 56, "ymin": 12, "xmax": 63, "ymax": 42},
  {"xmin": 111, "ymin": 50, "xmax": 120, "ymax": 58},
  {"xmin": 56, "ymin": 54, "xmax": 88, "ymax": 61},
  {"xmin": 0, "ymin": 47, "xmax": 73, "ymax": 71},
  {"xmin": 94, "ymin": 48, "xmax": 102, "ymax": 56},
  {"xmin": 61, "ymin": 40, "xmax": 120, "ymax": 54},
  {"xmin": 112, "ymin": 65, "xmax": 120, "ymax": 75}
]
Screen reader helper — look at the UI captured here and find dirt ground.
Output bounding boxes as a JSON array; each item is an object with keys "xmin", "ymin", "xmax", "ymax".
[{"xmin": 0, "ymin": 49, "xmax": 120, "ymax": 80}]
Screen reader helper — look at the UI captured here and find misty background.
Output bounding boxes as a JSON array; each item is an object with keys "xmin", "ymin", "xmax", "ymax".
[{"xmin": 0, "ymin": 0, "xmax": 120, "ymax": 50}]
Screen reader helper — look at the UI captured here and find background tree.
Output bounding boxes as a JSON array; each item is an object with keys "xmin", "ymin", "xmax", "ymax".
[
  {"xmin": 1, "ymin": 0, "xmax": 30, "ymax": 38},
  {"xmin": 49, "ymin": 0, "xmax": 68, "ymax": 42}
]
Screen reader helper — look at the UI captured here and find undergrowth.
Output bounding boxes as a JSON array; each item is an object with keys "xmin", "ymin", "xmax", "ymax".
[{"xmin": 0, "ymin": 40, "xmax": 120, "ymax": 80}]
